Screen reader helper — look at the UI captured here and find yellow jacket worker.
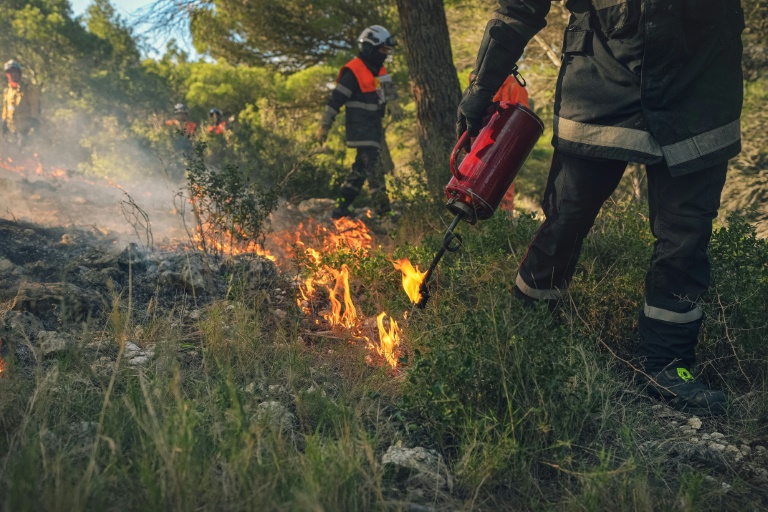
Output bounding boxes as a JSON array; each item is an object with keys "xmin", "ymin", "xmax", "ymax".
[{"xmin": 2, "ymin": 60, "xmax": 41, "ymax": 137}]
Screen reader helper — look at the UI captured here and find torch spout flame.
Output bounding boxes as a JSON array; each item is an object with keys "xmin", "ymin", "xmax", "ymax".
[{"xmin": 393, "ymin": 258, "xmax": 427, "ymax": 304}]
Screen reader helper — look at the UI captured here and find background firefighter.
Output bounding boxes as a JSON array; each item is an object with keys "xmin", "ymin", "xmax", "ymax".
[
  {"xmin": 458, "ymin": 0, "xmax": 746, "ymax": 416},
  {"xmin": 316, "ymin": 25, "xmax": 398, "ymax": 220},
  {"xmin": 2, "ymin": 60, "xmax": 41, "ymax": 146},
  {"xmin": 166, "ymin": 103, "xmax": 197, "ymax": 138},
  {"xmin": 207, "ymin": 107, "xmax": 227, "ymax": 135}
]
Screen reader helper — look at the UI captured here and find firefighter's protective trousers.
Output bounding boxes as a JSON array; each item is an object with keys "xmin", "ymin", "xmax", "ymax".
[
  {"xmin": 337, "ymin": 147, "xmax": 389, "ymax": 215},
  {"xmin": 516, "ymin": 151, "xmax": 727, "ymax": 372}
]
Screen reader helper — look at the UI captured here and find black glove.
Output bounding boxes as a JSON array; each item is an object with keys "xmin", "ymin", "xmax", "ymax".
[
  {"xmin": 456, "ymin": 83, "xmax": 495, "ymax": 149},
  {"xmin": 456, "ymin": 19, "xmax": 528, "ymax": 150}
]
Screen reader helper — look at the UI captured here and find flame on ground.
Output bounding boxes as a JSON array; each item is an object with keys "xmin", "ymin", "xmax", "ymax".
[
  {"xmin": 369, "ymin": 312, "xmax": 401, "ymax": 368},
  {"xmin": 323, "ymin": 264, "xmax": 358, "ymax": 329},
  {"xmin": 0, "ymin": 339, "xmax": 5, "ymax": 377},
  {"xmin": 329, "ymin": 217, "xmax": 373, "ymax": 252},
  {"xmin": 393, "ymin": 258, "xmax": 427, "ymax": 304},
  {"xmin": 1, "ymin": 153, "xmax": 70, "ymax": 181}
]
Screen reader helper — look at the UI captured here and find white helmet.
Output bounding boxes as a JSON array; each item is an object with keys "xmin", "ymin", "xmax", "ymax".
[
  {"xmin": 357, "ymin": 25, "xmax": 397, "ymax": 51},
  {"xmin": 4, "ymin": 60, "xmax": 21, "ymax": 73},
  {"xmin": 173, "ymin": 103, "xmax": 189, "ymax": 114}
]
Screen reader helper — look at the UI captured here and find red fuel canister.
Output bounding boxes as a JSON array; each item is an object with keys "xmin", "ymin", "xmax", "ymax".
[{"xmin": 445, "ymin": 101, "xmax": 544, "ymax": 224}]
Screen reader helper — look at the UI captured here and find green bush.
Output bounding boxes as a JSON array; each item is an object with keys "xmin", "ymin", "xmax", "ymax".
[
  {"xmin": 186, "ymin": 142, "xmax": 281, "ymax": 253},
  {"xmin": 701, "ymin": 213, "xmax": 768, "ymax": 380}
]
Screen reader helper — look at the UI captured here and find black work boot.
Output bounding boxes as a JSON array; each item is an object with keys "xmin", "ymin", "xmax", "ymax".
[{"xmin": 644, "ymin": 367, "xmax": 726, "ymax": 416}]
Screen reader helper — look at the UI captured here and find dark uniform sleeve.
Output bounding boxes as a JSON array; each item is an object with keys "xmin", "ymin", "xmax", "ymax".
[
  {"xmin": 321, "ymin": 69, "xmax": 359, "ymax": 130},
  {"xmin": 493, "ymin": 0, "xmax": 552, "ymax": 43},
  {"xmin": 468, "ymin": 1, "xmax": 552, "ymax": 99}
]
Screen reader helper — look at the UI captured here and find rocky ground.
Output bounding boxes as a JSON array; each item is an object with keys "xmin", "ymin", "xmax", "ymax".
[{"xmin": 0, "ymin": 218, "xmax": 281, "ymax": 363}]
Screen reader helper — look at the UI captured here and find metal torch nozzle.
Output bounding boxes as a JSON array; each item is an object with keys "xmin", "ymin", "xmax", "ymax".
[{"xmin": 416, "ymin": 213, "xmax": 464, "ymax": 309}]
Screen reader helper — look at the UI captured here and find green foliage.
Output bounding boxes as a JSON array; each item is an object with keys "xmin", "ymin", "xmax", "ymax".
[
  {"xmin": 186, "ymin": 143, "xmax": 281, "ymax": 253},
  {"xmin": 181, "ymin": 0, "xmax": 396, "ymax": 69},
  {"xmin": 398, "ymin": 203, "xmax": 767, "ymax": 506},
  {"xmin": 701, "ymin": 212, "xmax": 768, "ymax": 377}
]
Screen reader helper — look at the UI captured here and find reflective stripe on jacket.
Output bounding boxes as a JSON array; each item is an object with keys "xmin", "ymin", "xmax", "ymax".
[
  {"xmin": 323, "ymin": 57, "xmax": 388, "ymax": 148},
  {"xmin": 494, "ymin": 0, "xmax": 745, "ymax": 175}
]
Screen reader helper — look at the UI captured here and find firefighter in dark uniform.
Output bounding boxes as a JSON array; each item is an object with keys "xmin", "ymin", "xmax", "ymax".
[
  {"xmin": 458, "ymin": 0, "xmax": 745, "ymax": 415},
  {"xmin": 317, "ymin": 25, "xmax": 398, "ymax": 219}
]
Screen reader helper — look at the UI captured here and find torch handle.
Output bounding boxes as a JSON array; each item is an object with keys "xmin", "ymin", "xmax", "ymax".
[
  {"xmin": 416, "ymin": 213, "xmax": 464, "ymax": 309},
  {"xmin": 450, "ymin": 132, "xmax": 470, "ymax": 180}
]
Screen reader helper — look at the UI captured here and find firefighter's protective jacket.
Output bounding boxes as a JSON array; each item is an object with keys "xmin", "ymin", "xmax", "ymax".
[
  {"xmin": 495, "ymin": 0, "xmax": 744, "ymax": 175},
  {"xmin": 322, "ymin": 56, "xmax": 394, "ymax": 149},
  {"xmin": 165, "ymin": 119, "xmax": 197, "ymax": 138},
  {"xmin": 2, "ymin": 81, "xmax": 40, "ymax": 134}
]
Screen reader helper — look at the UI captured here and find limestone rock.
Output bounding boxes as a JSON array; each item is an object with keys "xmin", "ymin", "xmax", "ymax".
[
  {"xmin": 12, "ymin": 281, "xmax": 106, "ymax": 325},
  {"xmin": 251, "ymin": 401, "xmax": 296, "ymax": 434},
  {"xmin": 124, "ymin": 341, "xmax": 154, "ymax": 366},
  {"xmin": 382, "ymin": 443, "xmax": 453, "ymax": 492},
  {"xmin": 687, "ymin": 417, "xmax": 703, "ymax": 430},
  {"xmin": 37, "ymin": 331, "xmax": 76, "ymax": 356}
]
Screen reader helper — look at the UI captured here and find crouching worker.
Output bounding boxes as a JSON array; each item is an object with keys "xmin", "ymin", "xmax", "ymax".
[
  {"xmin": 316, "ymin": 25, "xmax": 398, "ymax": 219},
  {"xmin": 457, "ymin": 0, "xmax": 745, "ymax": 416}
]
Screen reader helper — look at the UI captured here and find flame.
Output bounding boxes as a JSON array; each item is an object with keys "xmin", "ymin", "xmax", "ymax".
[
  {"xmin": 323, "ymin": 264, "xmax": 358, "ymax": 329},
  {"xmin": 393, "ymin": 258, "xmax": 427, "ymax": 303},
  {"xmin": 369, "ymin": 312, "xmax": 401, "ymax": 368},
  {"xmin": 191, "ymin": 222, "xmax": 277, "ymax": 260},
  {"xmin": 328, "ymin": 217, "xmax": 373, "ymax": 253},
  {"xmin": 0, "ymin": 152, "xmax": 70, "ymax": 181},
  {"xmin": 0, "ymin": 339, "xmax": 5, "ymax": 377}
]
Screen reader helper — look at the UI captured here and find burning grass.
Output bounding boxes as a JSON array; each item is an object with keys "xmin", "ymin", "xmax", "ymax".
[{"xmin": 1, "ymin": 200, "xmax": 767, "ymax": 511}]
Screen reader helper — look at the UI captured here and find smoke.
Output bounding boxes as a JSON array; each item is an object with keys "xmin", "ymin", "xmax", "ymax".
[{"xmin": 0, "ymin": 96, "xmax": 196, "ymax": 248}]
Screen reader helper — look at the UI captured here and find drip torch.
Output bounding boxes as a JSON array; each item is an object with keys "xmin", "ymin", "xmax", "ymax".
[{"xmin": 416, "ymin": 100, "xmax": 544, "ymax": 308}]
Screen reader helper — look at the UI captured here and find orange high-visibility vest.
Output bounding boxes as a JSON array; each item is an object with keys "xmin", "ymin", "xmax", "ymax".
[
  {"xmin": 336, "ymin": 57, "xmax": 386, "ymax": 93},
  {"xmin": 493, "ymin": 75, "xmax": 529, "ymax": 107}
]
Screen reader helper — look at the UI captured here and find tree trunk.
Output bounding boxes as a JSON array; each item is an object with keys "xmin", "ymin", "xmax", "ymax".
[{"xmin": 395, "ymin": 0, "xmax": 462, "ymax": 196}]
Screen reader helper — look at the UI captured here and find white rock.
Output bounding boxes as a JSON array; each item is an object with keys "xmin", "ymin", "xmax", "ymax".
[
  {"xmin": 708, "ymin": 442, "xmax": 726, "ymax": 452},
  {"xmin": 710, "ymin": 432, "xmax": 725, "ymax": 440},
  {"xmin": 124, "ymin": 342, "xmax": 142, "ymax": 356},
  {"xmin": 252, "ymin": 401, "xmax": 296, "ymax": 433},
  {"xmin": 0, "ymin": 258, "xmax": 16, "ymax": 272},
  {"xmin": 382, "ymin": 443, "xmax": 453, "ymax": 491},
  {"xmin": 38, "ymin": 331, "xmax": 75, "ymax": 356},
  {"xmin": 244, "ymin": 382, "xmax": 257, "ymax": 394},
  {"xmin": 127, "ymin": 355, "xmax": 149, "ymax": 366},
  {"xmin": 687, "ymin": 417, "xmax": 702, "ymax": 430}
]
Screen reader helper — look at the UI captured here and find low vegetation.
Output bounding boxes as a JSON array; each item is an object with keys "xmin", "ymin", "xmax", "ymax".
[
  {"xmin": 1, "ymin": 0, "xmax": 767, "ymax": 510},
  {"xmin": 1, "ymin": 194, "xmax": 767, "ymax": 510}
]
